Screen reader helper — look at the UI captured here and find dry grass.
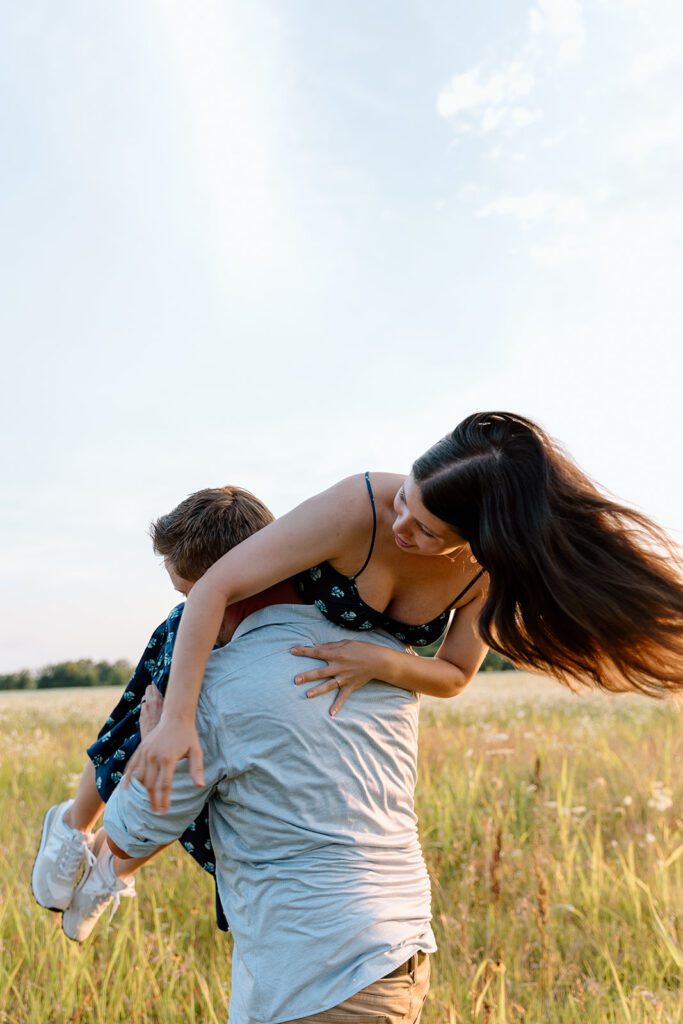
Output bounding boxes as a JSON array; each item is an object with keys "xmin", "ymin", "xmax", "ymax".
[{"xmin": 1, "ymin": 679, "xmax": 681, "ymax": 1022}]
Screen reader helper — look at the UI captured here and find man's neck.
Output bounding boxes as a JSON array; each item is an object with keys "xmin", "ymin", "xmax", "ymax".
[
  {"xmin": 240, "ymin": 579, "xmax": 303, "ymax": 620},
  {"xmin": 218, "ymin": 579, "xmax": 303, "ymax": 644}
]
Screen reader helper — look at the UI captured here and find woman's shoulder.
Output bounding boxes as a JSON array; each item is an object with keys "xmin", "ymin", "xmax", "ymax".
[{"xmin": 327, "ymin": 472, "xmax": 404, "ymax": 514}]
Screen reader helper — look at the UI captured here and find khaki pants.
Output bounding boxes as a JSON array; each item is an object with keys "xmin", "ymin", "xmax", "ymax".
[{"xmin": 286, "ymin": 952, "xmax": 430, "ymax": 1023}]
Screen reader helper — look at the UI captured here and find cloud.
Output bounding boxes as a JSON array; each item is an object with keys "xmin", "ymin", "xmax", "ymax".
[
  {"xmin": 529, "ymin": 0, "xmax": 586, "ymax": 66},
  {"xmin": 478, "ymin": 190, "xmax": 587, "ymax": 227},
  {"xmin": 436, "ymin": 62, "xmax": 540, "ymax": 135},
  {"xmin": 436, "ymin": 2, "xmax": 585, "ymax": 141}
]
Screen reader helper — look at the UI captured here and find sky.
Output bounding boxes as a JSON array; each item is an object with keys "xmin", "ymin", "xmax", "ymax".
[{"xmin": 1, "ymin": 0, "xmax": 682, "ymax": 671}]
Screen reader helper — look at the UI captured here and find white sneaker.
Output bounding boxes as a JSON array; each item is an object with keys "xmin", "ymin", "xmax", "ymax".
[
  {"xmin": 32, "ymin": 799, "xmax": 96, "ymax": 912},
  {"xmin": 62, "ymin": 840, "xmax": 136, "ymax": 942}
]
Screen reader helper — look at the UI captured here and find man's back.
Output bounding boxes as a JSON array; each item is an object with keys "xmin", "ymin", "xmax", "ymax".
[{"xmin": 106, "ymin": 604, "xmax": 435, "ymax": 1024}]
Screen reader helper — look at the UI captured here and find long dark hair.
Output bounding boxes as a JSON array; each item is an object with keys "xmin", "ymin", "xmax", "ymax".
[{"xmin": 413, "ymin": 412, "xmax": 683, "ymax": 697}]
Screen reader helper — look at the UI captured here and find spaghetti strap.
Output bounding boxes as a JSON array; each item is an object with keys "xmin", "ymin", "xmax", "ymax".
[
  {"xmin": 352, "ymin": 472, "xmax": 378, "ymax": 580},
  {"xmin": 446, "ymin": 568, "xmax": 485, "ymax": 610}
]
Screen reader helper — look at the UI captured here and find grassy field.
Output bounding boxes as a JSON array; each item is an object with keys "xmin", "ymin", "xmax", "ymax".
[{"xmin": 1, "ymin": 680, "xmax": 681, "ymax": 1023}]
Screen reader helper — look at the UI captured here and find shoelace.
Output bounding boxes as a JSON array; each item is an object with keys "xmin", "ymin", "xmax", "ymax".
[
  {"xmin": 103, "ymin": 877, "xmax": 135, "ymax": 922},
  {"xmin": 56, "ymin": 834, "xmax": 95, "ymax": 882},
  {"xmin": 107, "ymin": 890, "xmax": 124, "ymax": 923},
  {"xmin": 80, "ymin": 865, "xmax": 134, "ymax": 922},
  {"xmin": 81, "ymin": 886, "xmax": 121, "ymax": 923}
]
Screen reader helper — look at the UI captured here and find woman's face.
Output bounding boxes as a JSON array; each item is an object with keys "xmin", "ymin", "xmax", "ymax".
[{"xmin": 392, "ymin": 475, "xmax": 467, "ymax": 557}]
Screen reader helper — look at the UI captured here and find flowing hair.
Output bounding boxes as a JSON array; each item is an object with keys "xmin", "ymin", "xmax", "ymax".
[{"xmin": 412, "ymin": 412, "xmax": 683, "ymax": 697}]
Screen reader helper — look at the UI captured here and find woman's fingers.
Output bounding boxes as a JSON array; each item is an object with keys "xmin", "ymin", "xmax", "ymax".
[
  {"xmin": 294, "ymin": 639, "xmax": 376, "ymax": 713},
  {"xmin": 305, "ymin": 678, "xmax": 341, "ymax": 698},
  {"xmin": 295, "ymin": 667, "xmax": 331, "ymax": 685},
  {"xmin": 292, "ymin": 641, "xmax": 352, "ymax": 684},
  {"xmin": 291, "ymin": 642, "xmax": 347, "ymax": 659},
  {"xmin": 329, "ymin": 684, "xmax": 360, "ymax": 717}
]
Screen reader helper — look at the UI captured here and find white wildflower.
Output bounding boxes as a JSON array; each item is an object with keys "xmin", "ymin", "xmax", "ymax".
[{"xmin": 648, "ymin": 793, "xmax": 673, "ymax": 812}]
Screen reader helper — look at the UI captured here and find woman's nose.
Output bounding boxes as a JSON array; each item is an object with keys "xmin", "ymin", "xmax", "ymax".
[{"xmin": 394, "ymin": 508, "xmax": 411, "ymax": 532}]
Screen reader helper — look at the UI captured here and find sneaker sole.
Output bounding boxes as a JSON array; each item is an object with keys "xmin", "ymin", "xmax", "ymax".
[
  {"xmin": 31, "ymin": 803, "xmax": 70, "ymax": 912},
  {"xmin": 61, "ymin": 916, "xmax": 85, "ymax": 943}
]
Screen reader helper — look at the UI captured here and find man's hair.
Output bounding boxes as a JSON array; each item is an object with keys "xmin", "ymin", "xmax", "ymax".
[{"xmin": 151, "ymin": 486, "xmax": 275, "ymax": 581}]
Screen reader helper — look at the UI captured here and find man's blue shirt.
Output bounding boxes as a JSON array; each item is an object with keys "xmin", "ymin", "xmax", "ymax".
[{"xmin": 105, "ymin": 604, "xmax": 436, "ymax": 1024}]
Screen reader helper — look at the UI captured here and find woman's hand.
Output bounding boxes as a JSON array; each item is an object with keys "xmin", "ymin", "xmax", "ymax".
[
  {"xmin": 123, "ymin": 713, "xmax": 205, "ymax": 814},
  {"xmin": 291, "ymin": 640, "xmax": 388, "ymax": 716}
]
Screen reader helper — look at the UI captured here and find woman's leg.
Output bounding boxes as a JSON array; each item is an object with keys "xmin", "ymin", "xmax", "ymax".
[{"xmin": 63, "ymin": 761, "xmax": 104, "ymax": 832}]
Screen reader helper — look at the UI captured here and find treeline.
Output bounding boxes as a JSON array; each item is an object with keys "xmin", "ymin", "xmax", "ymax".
[
  {"xmin": 0, "ymin": 660, "xmax": 134, "ymax": 691},
  {"xmin": 1, "ymin": 649, "xmax": 514, "ymax": 691},
  {"xmin": 415, "ymin": 644, "xmax": 515, "ymax": 670},
  {"xmin": 480, "ymin": 650, "xmax": 516, "ymax": 672}
]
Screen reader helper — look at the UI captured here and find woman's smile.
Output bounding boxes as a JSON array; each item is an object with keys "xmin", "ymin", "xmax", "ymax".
[{"xmin": 394, "ymin": 532, "xmax": 415, "ymax": 550}]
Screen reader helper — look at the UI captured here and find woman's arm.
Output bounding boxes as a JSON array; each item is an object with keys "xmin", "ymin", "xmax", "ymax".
[
  {"xmin": 293, "ymin": 584, "xmax": 489, "ymax": 713},
  {"xmin": 124, "ymin": 477, "xmax": 369, "ymax": 810}
]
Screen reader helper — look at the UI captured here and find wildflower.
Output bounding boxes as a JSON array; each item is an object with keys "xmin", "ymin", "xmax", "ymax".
[
  {"xmin": 647, "ymin": 782, "xmax": 673, "ymax": 812},
  {"xmin": 648, "ymin": 793, "xmax": 673, "ymax": 812}
]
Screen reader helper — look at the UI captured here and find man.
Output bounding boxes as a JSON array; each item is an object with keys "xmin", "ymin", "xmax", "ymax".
[{"xmin": 103, "ymin": 585, "xmax": 435, "ymax": 1023}]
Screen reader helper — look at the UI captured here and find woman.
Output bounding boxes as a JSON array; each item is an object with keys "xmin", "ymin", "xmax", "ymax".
[{"xmin": 127, "ymin": 411, "xmax": 683, "ymax": 810}]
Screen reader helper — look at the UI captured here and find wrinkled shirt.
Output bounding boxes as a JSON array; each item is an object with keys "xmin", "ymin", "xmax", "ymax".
[{"xmin": 105, "ymin": 603, "xmax": 436, "ymax": 1024}]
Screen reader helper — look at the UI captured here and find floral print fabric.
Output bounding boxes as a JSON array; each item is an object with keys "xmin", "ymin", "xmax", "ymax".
[{"xmin": 86, "ymin": 602, "xmax": 228, "ymax": 930}]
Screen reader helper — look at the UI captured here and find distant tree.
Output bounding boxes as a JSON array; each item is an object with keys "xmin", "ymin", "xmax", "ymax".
[
  {"xmin": 95, "ymin": 660, "xmax": 133, "ymax": 687},
  {"xmin": 32, "ymin": 659, "xmax": 134, "ymax": 689},
  {"xmin": 480, "ymin": 650, "xmax": 516, "ymax": 672},
  {"xmin": 36, "ymin": 660, "xmax": 101, "ymax": 689},
  {"xmin": 0, "ymin": 670, "xmax": 36, "ymax": 690},
  {"xmin": 415, "ymin": 643, "xmax": 516, "ymax": 670}
]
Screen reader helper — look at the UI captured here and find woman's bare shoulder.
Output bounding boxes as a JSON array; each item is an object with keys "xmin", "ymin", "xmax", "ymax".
[
  {"xmin": 364, "ymin": 471, "xmax": 405, "ymax": 505},
  {"xmin": 292, "ymin": 472, "xmax": 404, "ymax": 549},
  {"xmin": 306, "ymin": 472, "xmax": 402, "ymax": 540},
  {"xmin": 320, "ymin": 473, "xmax": 388, "ymax": 521},
  {"xmin": 365, "ymin": 471, "xmax": 405, "ymax": 490}
]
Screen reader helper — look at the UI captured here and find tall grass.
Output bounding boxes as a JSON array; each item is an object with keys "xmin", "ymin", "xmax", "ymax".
[{"xmin": 1, "ymin": 692, "xmax": 680, "ymax": 1023}]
